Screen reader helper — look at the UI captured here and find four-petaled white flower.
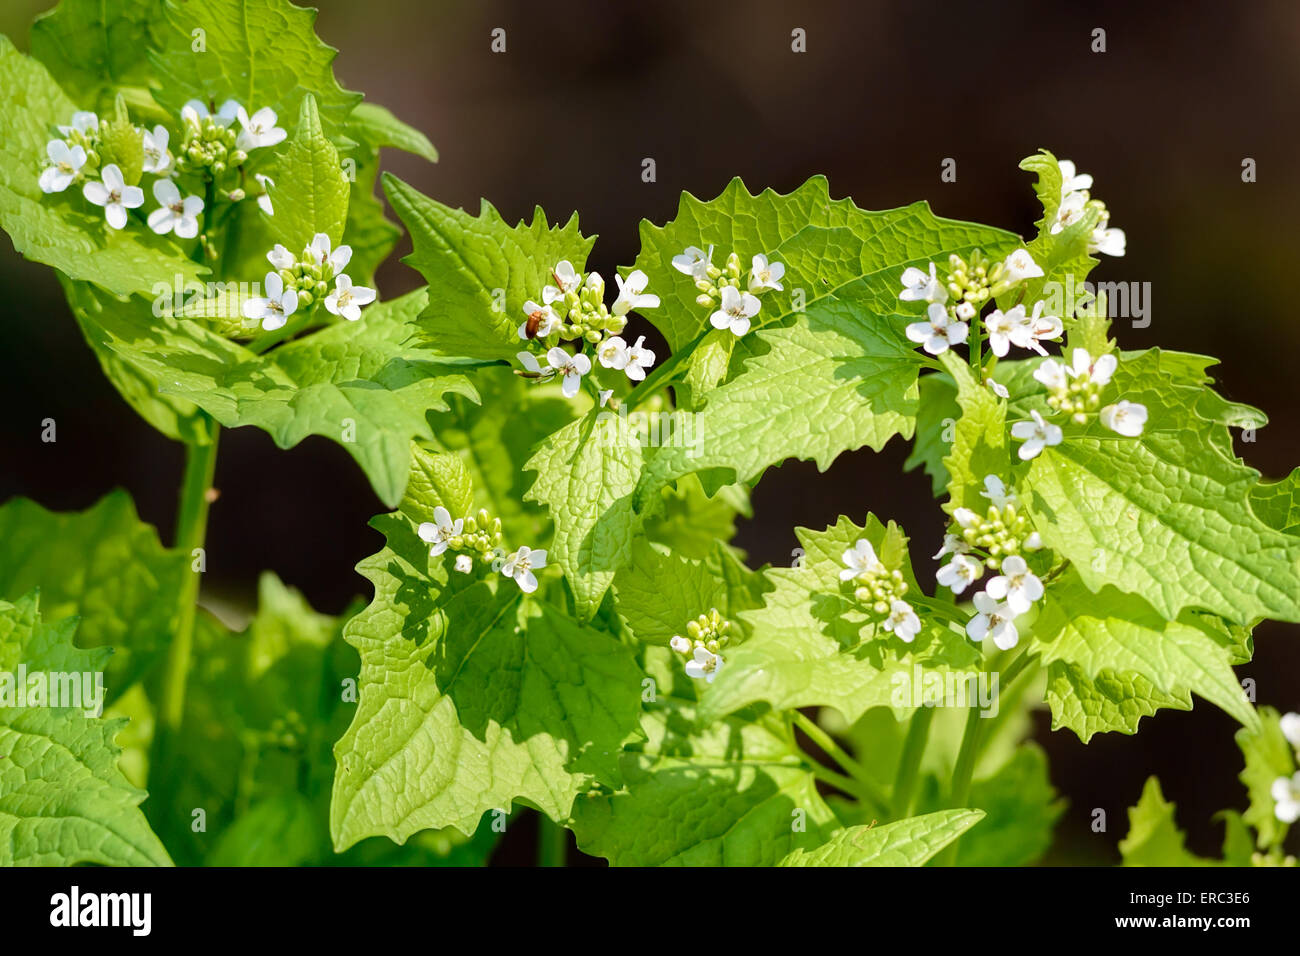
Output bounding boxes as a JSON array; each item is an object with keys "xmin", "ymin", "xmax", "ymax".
[
  {"xmin": 672, "ymin": 245, "xmax": 713, "ymax": 280},
  {"xmin": 543, "ymin": 260, "xmax": 581, "ymax": 303},
  {"xmin": 1051, "ymin": 191, "xmax": 1088, "ymax": 234},
  {"xmin": 669, "ymin": 635, "xmax": 691, "ymax": 654},
  {"xmin": 417, "ymin": 506, "xmax": 464, "ymax": 556},
  {"xmin": 840, "ymin": 539, "xmax": 884, "ymax": 581},
  {"xmin": 597, "ymin": 335, "xmax": 629, "ymax": 371},
  {"xmin": 454, "ymin": 554, "xmax": 474, "ymax": 574},
  {"xmin": 1001, "ymin": 249, "xmax": 1044, "ymax": 282},
  {"xmin": 967, "ymin": 592, "xmax": 1020, "ymax": 650},
  {"xmin": 980, "ymin": 475, "xmax": 1015, "ymax": 509},
  {"xmin": 1272, "ymin": 773, "xmax": 1300, "ymax": 824},
  {"xmin": 82, "ymin": 163, "xmax": 144, "ymax": 230},
  {"xmin": 1011, "ymin": 409, "xmax": 1063, "ymax": 460},
  {"xmin": 983, "ymin": 555, "xmax": 1043, "ymax": 615},
  {"xmin": 502, "ymin": 545, "xmax": 547, "ymax": 593},
  {"xmin": 235, "ymin": 106, "xmax": 287, "ymax": 151},
  {"xmin": 684, "ymin": 644, "xmax": 723, "ymax": 682},
  {"xmin": 1058, "ymin": 347, "xmax": 1117, "ymax": 387},
  {"xmin": 267, "ymin": 243, "xmax": 296, "ymax": 269},
  {"xmin": 325, "ymin": 274, "xmax": 376, "ymax": 321},
  {"xmin": 899, "ymin": 262, "xmax": 948, "ymax": 304},
  {"xmin": 38, "ymin": 139, "xmax": 86, "ymax": 194},
  {"xmin": 882, "ymin": 599, "xmax": 921, "ymax": 643},
  {"xmin": 1280, "ymin": 712, "xmax": 1300, "ymax": 749},
  {"xmin": 519, "ymin": 300, "xmax": 560, "ymax": 339},
  {"xmin": 242, "ymin": 271, "xmax": 299, "ymax": 331},
  {"xmin": 624, "ymin": 336, "xmax": 655, "ymax": 380},
  {"xmin": 984, "ymin": 305, "xmax": 1025, "ymax": 358},
  {"xmin": 547, "ymin": 347, "xmax": 591, "ymax": 398},
  {"xmin": 612, "ymin": 269, "xmax": 660, "ymax": 316},
  {"xmin": 1100, "ymin": 400, "xmax": 1148, "ymax": 437},
  {"xmin": 307, "ymin": 232, "xmax": 352, "ymax": 273},
  {"xmin": 906, "ymin": 302, "xmax": 968, "ymax": 356},
  {"xmin": 255, "ymin": 174, "xmax": 275, "ymax": 215},
  {"xmin": 710, "ymin": 285, "xmax": 760, "ymax": 337},
  {"xmin": 937, "ymin": 554, "xmax": 983, "ymax": 596},
  {"xmin": 147, "ymin": 179, "xmax": 203, "ymax": 239},
  {"xmin": 1090, "ymin": 222, "xmax": 1126, "ymax": 257},
  {"xmin": 1013, "ymin": 301, "xmax": 1063, "ymax": 355},
  {"xmin": 516, "ymin": 351, "xmax": 554, "ymax": 377},
  {"xmin": 57, "ymin": 110, "xmax": 98, "ymax": 136},
  {"xmin": 1057, "ymin": 159, "xmax": 1093, "ymax": 196},
  {"xmin": 182, "ymin": 99, "xmax": 240, "ymax": 127},
  {"xmin": 141, "ymin": 125, "xmax": 172, "ymax": 175},
  {"xmin": 748, "ymin": 254, "xmax": 785, "ymax": 293}
]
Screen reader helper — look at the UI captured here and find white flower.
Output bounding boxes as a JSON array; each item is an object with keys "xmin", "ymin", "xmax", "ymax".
[
  {"xmin": 182, "ymin": 99, "xmax": 240, "ymax": 127},
  {"xmin": 1033, "ymin": 356, "xmax": 1070, "ymax": 391},
  {"xmin": 984, "ymin": 305, "xmax": 1027, "ymax": 358},
  {"xmin": 502, "ymin": 545, "xmax": 547, "ymax": 593},
  {"xmin": 417, "ymin": 506, "xmax": 464, "ymax": 557},
  {"xmin": 983, "ymin": 555, "xmax": 1043, "ymax": 615},
  {"xmin": 307, "ymin": 232, "xmax": 352, "ymax": 273},
  {"xmin": 546, "ymin": 347, "xmax": 591, "ymax": 398},
  {"xmin": 1071, "ymin": 347, "xmax": 1117, "ymax": 387},
  {"xmin": 255, "ymin": 173, "xmax": 275, "ymax": 215},
  {"xmin": 936, "ymin": 554, "xmax": 983, "ymax": 595},
  {"xmin": 986, "ymin": 377, "xmax": 1010, "ymax": 399},
  {"xmin": 669, "ymin": 635, "xmax": 691, "ymax": 654},
  {"xmin": 1057, "ymin": 159, "xmax": 1093, "ymax": 196},
  {"xmin": 980, "ymin": 475, "xmax": 1015, "ymax": 508},
  {"xmin": 906, "ymin": 302, "xmax": 968, "ymax": 355},
  {"xmin": 1100, "ymin": 400, "xmax": 1148, "ymax": 437},
  {"xmin": 955, "ymin": 301, "xmax": 976, "ymax": 321},
  {"xmin": 684, "ymin": 644, "xmax": 723, "ymax": 682},
  {"xmin": 1090, "ymin": 224, "xmax": 1126, "ymax": 257},
  {"xmin": 1281, "ymin": 712, "xmax": 1300, "ymax": 749},
  {"xmin": 267, "ymin": 243, "xmax": 296, "ymax": 269},
  {"xmin": 933, "ymin": 533, "xmax": 969, "ymax": 560},
  {"xmin": 840, "ymin": 539, "xmax": 884, "ymax": 581},
  {"xmin": 242, "ymin": 271, "xmax": 299, "ymax": 331},
  {"xmin": 519, "ymin": 300, "xmax": 560, "ymax": 339},
  {"xmin": 1051, "ymin": 191, "xmax": 1089, "ymax": 234},
  {"xmin": 952, "ymin": 507, "xmax": 980, "ymax": 531},
  {"xmin": 324, "ymin": 274, "xmax": 376, "ymax": 321},
  {"xmin": 140, "ymin": 125, "xmax": 172, "ymax": 175},
  {"xmin": 82, "ymin": 163, "xmax": 144, "ymax": 230},
  {"xmin": 672, "ymin": 245, "xmax": 713, "ymax": 280},
  {"xmin": 235, "ymin": 105, "xmax": 287, "ymax": 151},
  {"xmin": 516, "ymin": 351, "xmax": 552, "ymax": 377},
  {"xmin": 584, "ymin": 271, "xmax": 605, "ymax": 296},
  {"xmin": 454, "ymin": 554, "xmax": 474, "ymax": 574},
  {"xmin": 1023, "ymin": 531, "xmax": 1044, "ymax": 551},
  {"xmin": 1011, "ymin": 409, "xmax": 1063, "ymax": 460},
  {"xmin": 1001, "ymin": 249, "xmax": 1044, "ymax": 282},
  {"xmin": 624, "ymin": 336, "xmax": 655, "ymax": 381},
  {"xmin": 1272, "ymin": 773, "xmax": 1300, "ymax": 824},
  {"xmin": 899, "ymin": 262, "xmax": 947, "ymax": 304},
  {"xmin": 967, "ymin": 592, "xmax": 1020, "ymax": 650},
  {"xmin": 543, "ymin": 260, "xmax": 582, "ymax": 303},
  {"xmin": 882, "ymin": 599, "xmax": 921, "ymax": 643},
  {"xmin": 596, "ymin": 335, "xmax": 629, "ymax": 371},
  {"xmin": 710, "ymin": 285, "xmax": 760, "ymax": 337},
  {"xmin": 146, "ymin": 179, "xmax": 203, "ymax": 239},
  {"xmin": 38, "ymin": 139, "xmax": 85, "ymax": 193},
  {"xmin": 748, "ymin": 254, "xmax": 785, "ymax": 293},
  {"xmin": 57, "ymin": 110, "xmax": 98, "ymax": 136},
  {"xmin": 1010, "ymin": 301, "xmax": 1063, "ymax": 355},
  {"xmin": 612, "ymin": 269, "xmax": 660, "ymax": 316}
]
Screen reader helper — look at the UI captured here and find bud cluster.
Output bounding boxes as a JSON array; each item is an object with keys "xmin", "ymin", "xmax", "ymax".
[
  {"xmin": 448, "ymin": 508, "xmax": 506, "ymax": 563},
  {"xmin": 669, "ymin": 608, "xmax": 733, "ymax": 682},
  {"xmin": 176, "ymin": 112, "xmax": 247, "ymax": 177},
  {"xmin": 849, "ymin": 566, "xmax": 909, "ymax": 616},
  {"xmin": 1044, "ymin": 371, "xmax": 1104, "ymax": 422},
  {"xmin": 946, "ymin": 250, "xmax": 1005, "ymax": 309},
  {"xmin": 550, "ymin": 273, "xmax": 628, "ymax": 345},
  {"xmin": 953, "ymin": 503, "xmax": 1041, "ymax": 570}
]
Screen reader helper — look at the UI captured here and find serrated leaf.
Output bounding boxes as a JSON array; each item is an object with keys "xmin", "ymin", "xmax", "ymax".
[
  {"xmin": 903, "ymin": 371, "xmax": 959, "ymax": 497},
  {"xmin": 614, "ymin": 542, "xmax": 725, "ymax": 647},
  {"xmin": 1119, "ymin": 777, "xmax": 1211, "ymax": 866},
  {"xmin": 1251, "ymin": 467, "xmax": 1300, "ymax": 535},
  {"xmin": 643, "ymin": 473, "xmax": 748, "ymax": 560},
  {"xmin": 939, "ymin": 351, "xmax": 1007, "ymax": 514},
  {"xmin": 779, "ymin": 809, "xmax": 984, "ymax": 867},
  {"xmin": 266, "ymin": 93, "xmax": 349, "ymax": 249},
  {"xmin": 0, "ymin": 592, "xmax": 170, "ymax": 866},
  {"xmin": 1236, "ymin": 706, "xmax": 1296, "ymax": 851},
  {"xmin": 1044, "ymin": 661, "xmax": 1190, "ymax": 742},
  {"xmin": 29, "ymin": 0, "xmax": 160, "ymax": 110},
  {"xmin": 385, "ymin": 173, "xmax": 596, "ymax": 361}
]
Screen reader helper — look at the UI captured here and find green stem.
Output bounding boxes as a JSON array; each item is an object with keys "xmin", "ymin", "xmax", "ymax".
[
  {"xmin": 793, "ymin": 711, "xmax": 891, "ymax": 814},
  {"xmin": 968, "ymin": 310, "xmax": 983, "ymax": 375},
  {"xmin": 892, "ymin": 706, "xmax": 935, "ymax": 819},
  {"xmin": 625, "ymin": 328, "xmax": 708, "ymax": 411},
  {"xmin": 537, "ymin": 815, "xmax": 568, "ymax": 867},
  {"xmin": 159, "ymin": 424, "xmax": 220, "ymax": 732},
  {"xmin": 808, "ymin": 762, "xmax": 874, "ymax": 805}
]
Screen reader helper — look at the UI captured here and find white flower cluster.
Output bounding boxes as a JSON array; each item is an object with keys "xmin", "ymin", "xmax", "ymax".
[
  {"xmin": 1272, "ymin": 712, "xmax": 1300, "ymax": 823},
  {"xmin": 840, "ymin": 539, "xmax": 921, "ymax": 643},
  {"xmin": 417, "ymin": 505, "xmax": 547, "ymax": 594},
  {"xmin": 673, "ymin": 246, "xmax": 784, "ymax": 338},
  {"xmin": 668, "ymin": 608, "xmax": 732, "ymax": 683},
  {"xmin": 934, "ymin": 476, "xmax": 1046, "ymax": 651},
  {"xmin": 515, "ymin": 260, "xmax": 658, "ymax": 399},
  {"xmin": 244, "ymin": 234, "xmax": 375, "ymax": 331},
  {"xmin": 1052, "ymin": 159, "xmax": 1125, "ymax": 257},
  {"xmin": 1030, "ymin": 347, "xmax": 1148, "ymax": 443}
]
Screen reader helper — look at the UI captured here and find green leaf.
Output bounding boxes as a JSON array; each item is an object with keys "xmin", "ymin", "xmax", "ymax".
[
  {"xmin": 946, "ymin": 745, "xmax": 1062, "ymax": 866},
  {"xmin": 1251, "ymin": 467, "xmax": 1300, "ymax": 535},
  {"xmin": 778, "ymin": 809, "xmax": 984, "ymax": 867},
  {"xmin": 701, "ymin": 515, "xmax": 976, "ymax": 725},
  {"xmin": 1119, "ymin": 777, "xmax": 1211, "ymax": 866},
  {"xmin": 102, "ymin": 287, "xmax": 479, "ymax": 508},
  {"xmin": 1016, "ymin": 148, "xmax": 1101, "ymax": 303},
  {"xmin": 267, "ymin": 94, "xmax": 349, "ymax": 249},
  {"xmin": 903, "ymin": 372, "xmax": 958, "ymax": 498},
  {"xmin": 643, "ymin": 473, "xmax": 749, "ymax": 560},
  {"xmin": 524, "ymin": 411, "xmax": 645, "ymax": 620},
  {"xmin": 613, "ymin": 542, "xmax": 728, "ymax": 648},
  {"xmin": 0, "ymin": 36, "xmax": 208, "ymax": 297},
  {"xmin": 939, "ymin": 351, "xmax": 1007, "ymax": 514},
  {"xmin": 348, "ymin": 101, "xmax": 437, "ymax": 163},
  {"xmin": 1236, "ymin": 706, "xmax": 1296, "ymax": 850},
  {"xmin": 29, "ymin": 0, "xmax": 160, "ymax": 110},
  {"xmin": 0, "ymin": 592, "xmax": 171, "ymax": 866},
  {"xmin": 1044, "ymin": 662, "xmax": 1190, "ymax": 742},
  {"xmin": 331, "ymin": 447, "xmax": 643, "ymax": 849},
  {"xmin": 385, "ymin": 173, "xmax": 596, "ymax": 361},
  {"xmin": 0, "ymin": 491, "xmax": 188, "ymax": 699},
  {"xmin": 147, "ymin": 0, "xmax": 362, "ymax": 144}
]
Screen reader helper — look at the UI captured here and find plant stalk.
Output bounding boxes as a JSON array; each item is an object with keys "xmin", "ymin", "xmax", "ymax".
[
  {"xmin": 793, "ymin": 711, "xmax": 891, "ymax": 815},
  {"xmin": 892, "ymin": 705, "xmax": 935, "ymax": 819}
]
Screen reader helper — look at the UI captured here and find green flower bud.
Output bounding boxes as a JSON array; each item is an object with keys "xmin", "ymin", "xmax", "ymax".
[
  {"xmin": 695, "ymin": 294, "xmax": 714, "ymax": 308},
  {"xmin": 297, "ymin": 290, "xmax": 313, "ymax": 308},
  {"xmin": 585, "ymin": 329, "xmax": 602, "ymax": 344},
  {"xmin": 228, "ymin": 149, "xmax": 247, "ymax": 166}
]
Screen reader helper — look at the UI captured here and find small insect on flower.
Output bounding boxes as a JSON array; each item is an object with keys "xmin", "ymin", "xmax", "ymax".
[
  {"xmin": 519, "ymin": 301, "xmax": 559, "ymax": 340},
  {"xmin": 82, "ymin": 164, "xmax": 144, "ymax": 230},
  {"xmin": 1011, "ymin": 409, "xmax": 1063, "ymax": 460},
  {"xmin": 417, "ymin": 506, "xmax": 464, "ymax": 557},
  {"xmin": 242, "ymin": 271, "xmax": 299, "ymax": 331},
  {"xmin": 307, "ymin": 233, "xmax": 353, "ymax": 274},
  {"xmin": 543, "ymin": 260, "xmax": 582, "ymax": 303},
  {"xmin": 502, "ymin": 546, "xmax": 547, "ymax": 593},
  {"xmin": 38, "ymin": 140, "xmax": 86, "ymax": 194},
  {"xmin": 147, "ymin": 179, "xmax": 203, "ymax": 239}
]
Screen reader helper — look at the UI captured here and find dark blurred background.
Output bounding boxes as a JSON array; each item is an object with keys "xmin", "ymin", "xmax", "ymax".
[{"xmin": 2, "ymin": 0, "xmax": 1297, "ymax": 864}]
